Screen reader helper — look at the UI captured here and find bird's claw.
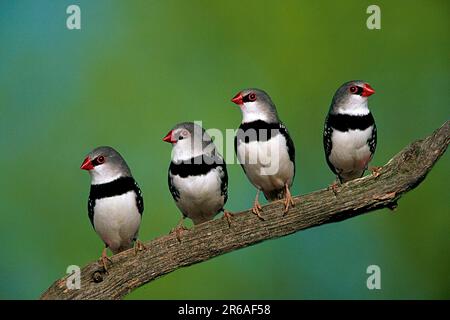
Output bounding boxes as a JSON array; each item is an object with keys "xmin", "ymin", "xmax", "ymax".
[
  {"xmin": 170, "ymin": 225, "xmax": 188, "ymax": 243},
  {"xmin": 99, "ymin": 248, "xmax": 112, "ymax": 273},
  {"xmin": 252, "ymin": 202, "xmax": 265, "ymax": 221},
  {"xmin": 283, "ymin": 186, "xmax": 295, "ymax": 215},
  {"xmin": 370, "ymin": 166, "xmax": 382, "ymax": 178},
  {"xmin": 328, "ymin": 181, "xmax": 340, "ymax": 196},
  {"xmin": 283, "ymin": 195, "xmax": 295, "ymax": 215},
  {"xmin": 222, "ymin": 210, "xmax": 234, "ymax": 227},
  {"xmin": 134, "ymin": 239, "xmax": 146, "ymax": 255}
]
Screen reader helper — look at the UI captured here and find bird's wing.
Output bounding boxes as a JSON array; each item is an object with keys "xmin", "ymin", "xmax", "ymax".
[
  {"xmin": 87, "ymin": 197, "xmax": 95, "ymax": 229},
  {"xmin": 218, "ymin": 158, "xmax": 228, "ymax": 205},
  {"xmin": 279, "ymin": 122, "xmax": 296, "ymax": 165},
  {"xmin": 368, "ymin": 123, "xmax": 377, "ymax": 154},
  {"xmin": 132, "ymin": 180, "xmax": 144, "ymax": 215},
  {"xmin": 168, "ymin": 164, "xmax": 180, "ymax": 201},
  {"xmin": 323, "ymin": 116, "xmax": 338, "ymax": 175},
  {"xmin": 205, "ymin": 152, "xmax": 228, "ymax": 204}
]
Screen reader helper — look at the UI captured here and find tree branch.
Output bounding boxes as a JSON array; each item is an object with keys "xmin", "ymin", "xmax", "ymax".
[{"xmin": 41, "ymin": 121, "xmax": 449, "ymax": 300}]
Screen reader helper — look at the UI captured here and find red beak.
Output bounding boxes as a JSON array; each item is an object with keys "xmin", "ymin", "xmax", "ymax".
[
  {"xmin": 362, "ymin": 83, "xmax": 375, "ymax": 97},
  {"xmin": 80, "ymin": 156, "xmax": 94, "ymax": 170},
  {"xmin": 163, "ymin": 130, "xmax": 176, "ymax": 143},
  {"xmin": 231, "ymin": 92, "xmax": 244, "ymax": 105}
]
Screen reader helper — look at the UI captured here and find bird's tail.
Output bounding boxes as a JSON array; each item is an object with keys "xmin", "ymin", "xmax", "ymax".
[{"xmin": 263, "ymin": 188, "xmax": 285, "ymax": 201}]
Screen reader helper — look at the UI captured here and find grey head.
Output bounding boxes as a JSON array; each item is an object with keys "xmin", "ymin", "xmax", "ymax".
[
  {"xmin": 163, "ymin": 122, "xmax": 220, "ymax": 162},
  {"xmin": 231, "ymin": 88, "xmax": 280, "ymax": 123},
  {"xmin": 329, "ymin": 80, "xmax": 376, "ymax": 115},
  {"xmin": 80, "ymin": 146, "xmax": 132, "ymax": 184}
]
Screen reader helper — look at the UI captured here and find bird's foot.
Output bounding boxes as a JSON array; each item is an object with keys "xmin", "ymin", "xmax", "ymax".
[
  {"xmin": 328, "ymin": 181, "xmax": 340, "ymax": 196},
  {"xmin": 134, "ymin": 239, "xmax": 146, "ymax": 255},
  {"xmin": 99, "ymin": 248, "xmax": 112, "ymax": 273},
  {"xmin": 222, "ymin": 210, "xmax": 234, "ymax": 228},
  {"xmin": 283, "ymin": 185, "xmax": 295, "ymax": 215},
  {"xmin": 251, "ymin": 200, "xmax": 264, "ymax": 221},
  {"xmin": 370, "ymin": 166, "xmax": 382, "ymax": 178},
  {"xmin": 170, "ymin": 223, "xmax": 189, "ymax": 243}
]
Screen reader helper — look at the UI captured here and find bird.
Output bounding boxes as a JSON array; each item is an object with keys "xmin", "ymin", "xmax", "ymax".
[
  {"xmin": 163, "ymin": 122, "xmax": 231, "ymax": 239},
  {"xmin": 231, "ymin": 88, "xmax": 296, "ymax": 218},
  {"xmin": 80, "ymin": 146, "xmax": 145, "ymax": 271},
  {"xmin": 323, "ymin": 80, "xmax": 378, "ymax": 189}
]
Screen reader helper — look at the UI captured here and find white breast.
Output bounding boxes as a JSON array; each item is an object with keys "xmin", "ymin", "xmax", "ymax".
[
  {"xmin": 237, "ymin": 134, "xmax": 294, "ymax": 192},
  {"xmin": 93, "ymin": 191, "xmax": 141, "ymax": 254},
  {"xmin": 329, "ymin": 126, "xmax": 373, "ymax": 174},
  {"xmin": 172, "ymin": 168, "xmax": 225, "ymax": 225}
]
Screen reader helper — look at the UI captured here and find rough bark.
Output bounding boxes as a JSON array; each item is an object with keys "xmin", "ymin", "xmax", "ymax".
[{"xmin": 41, "ymin": 121, "xmax": 449, "ymax": 300}]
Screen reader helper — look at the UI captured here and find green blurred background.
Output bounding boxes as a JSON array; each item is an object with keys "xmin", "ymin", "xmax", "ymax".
[{"xmin": 0, "ymin": 0, "xmax": 448, "ymax": 299}]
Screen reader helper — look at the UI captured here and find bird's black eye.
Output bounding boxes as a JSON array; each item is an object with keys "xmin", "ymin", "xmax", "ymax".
[
  {"xmin": 248, "ymin": 93, "xmax": 257, "ymax": 101},
  {"xmin": 97, "ymin": 156, "xmax": 105, "ymax": 164},
  {"xmin": 349, "ymin": 86, "xmax": 358, "ymax": 94},
  {"xmin": 178, "ymin": 136, "xmax": 184, "ymax": 140}
]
